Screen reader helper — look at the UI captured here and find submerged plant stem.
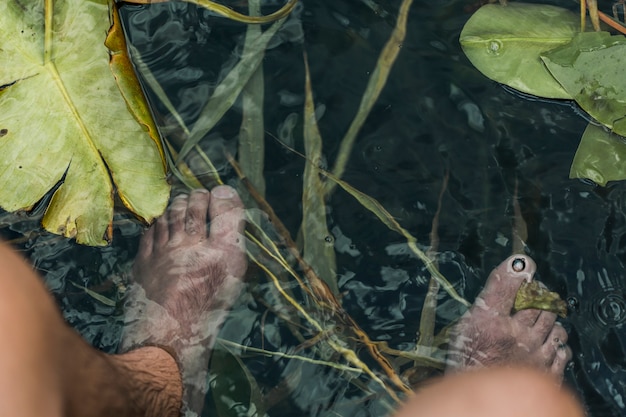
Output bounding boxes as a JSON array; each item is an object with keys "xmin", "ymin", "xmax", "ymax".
[
  {"xmin": 124, "ymin": 0, "xmax": 298, "ymax": 24},
  {"xmin": 324, "ymin": 0, "xmax": 413, "ymax": 195}
]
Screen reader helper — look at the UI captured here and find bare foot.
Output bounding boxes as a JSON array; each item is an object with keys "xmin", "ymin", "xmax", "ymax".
[
  {"xmin": 119, "ymin": 186, "xmax": 247, "ymax": 415},
  {"xmin": 447, "ymin": 255, "xmax": 572, "ymax": 378}
]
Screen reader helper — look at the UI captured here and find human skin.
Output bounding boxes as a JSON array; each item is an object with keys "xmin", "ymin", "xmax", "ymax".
[
  {"xmin": 394, "ymin": 366, "xmax": 585, "ymax": 417},
  {"xmin": 0, "ymin": 187, "xmax": 584, "ymax": 417},
  {"xmin": 447, "ymin": 255, "xmax": 572, "ymax": 376},
  {"xmin": 0, "ymin": 186, "xmax": 246, "ymax": 417}
]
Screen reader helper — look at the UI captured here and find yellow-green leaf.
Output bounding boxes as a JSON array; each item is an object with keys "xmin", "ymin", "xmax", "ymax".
[
  {"xmin": 514, "ymin": 280, "xmax": 567, "ymax": 318},
  {"xmin": 459, "ymin": 3, "xmax": 578, "ymax": 99},
  {"xmin": 0, "ymin": 0, "xmax": 170, "ymax": 245},
  {"xmin": 569, "ymin": 123, "xmax": 626, "ymax": 186}
]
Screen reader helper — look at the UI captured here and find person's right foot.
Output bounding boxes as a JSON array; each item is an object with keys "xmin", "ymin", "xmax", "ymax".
[{"xmin": 447, "ymin": 255, "xmax": 572, "ymax": 378}]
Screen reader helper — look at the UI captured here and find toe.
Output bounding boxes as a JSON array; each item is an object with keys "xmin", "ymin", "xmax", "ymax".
[
  {"xmin": 136, "ymin": 225, "xmax": 155, "ymax": 258},
  {"xmin": 477, "ymin": 255, "xmax": 536, "ymax": 317},
  {"xmin": 208, "ymin": 186, "xmax": 246, "ymax": 273},
  {"xmin": 186, "ymin": 189, "xmax": 211, "ymax": 237},
  {"xmin": 551, "ymin": 344, "xmax": 573, "ymax": 378},
  {"xmin": 168, "ymin": 194, "xmax": 189, "ymax": 241},
  {"xmin": 531, "ymin": 310, "xmax": 558, "ymax": 340},
  {"xmin": 541, "ymin": 323, "xmax": 570, "ymax": 374},
  {"xmin": 154, "ymin": 208, "xmax": 171, "ymax": 247},
  {"xmin": 511, "ymin": 308, "xmax": 542, "ymax": 328}
]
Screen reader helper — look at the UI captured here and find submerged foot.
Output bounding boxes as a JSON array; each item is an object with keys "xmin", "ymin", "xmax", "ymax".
[
  {"xmin": 447, "ymin": 255, "xmax": 572, "ymax": 378},
  {"xmin": 119, "ymin": 186, "xmax": 247, "ymax": 414}
]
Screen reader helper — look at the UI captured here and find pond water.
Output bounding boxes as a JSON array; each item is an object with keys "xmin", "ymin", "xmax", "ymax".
[{"xmin": 2, "ymin": 0, "xmax": 626, "ymax": 415}]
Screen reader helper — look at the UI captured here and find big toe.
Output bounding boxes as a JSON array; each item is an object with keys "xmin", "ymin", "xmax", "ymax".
[
  {"xmin": 208, "ymin": 185, "xmax": 246, "ymax": 266},
  {"xmin": 476, "ymin": 255, "xmax": 536, "ymax": 317}
]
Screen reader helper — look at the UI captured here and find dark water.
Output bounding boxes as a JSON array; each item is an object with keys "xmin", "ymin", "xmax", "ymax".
[{"xmin": 2, "ymin": 0, "xmax": 626, "ymax": 415}]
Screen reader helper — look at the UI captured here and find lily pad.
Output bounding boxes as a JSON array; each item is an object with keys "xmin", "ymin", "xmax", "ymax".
[
  {"xmin": 514, "ymin": 280, "xmax": 567, "ymax": 318},
  {"xmin": 542, "ymin": 32, "xmax": 626, "ymax": 137},
  {"xmin": 459, "ymin": 3, "xmax": 578, "ymax": 99},
  {"xmin": 570, "ymin": 123, "xmax": 626, "ymax": 186},
  {"xmin": 0, "ymin": 0, "xmax": 170, "ymax": 245}
]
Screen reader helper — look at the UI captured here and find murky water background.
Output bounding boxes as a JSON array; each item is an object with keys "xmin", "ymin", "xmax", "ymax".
[{"xmin": 2, "ymin": 0, "xmax": 626, "ymax": 415}]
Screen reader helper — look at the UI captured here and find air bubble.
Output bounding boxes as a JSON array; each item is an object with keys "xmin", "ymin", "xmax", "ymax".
[
  {"xmin": 487, "ymin": 40, "xmax": 503, "ymax": 56},
  {"xmin": 567, "ymin": 296, "xmax": 580, "ymax": 313}
]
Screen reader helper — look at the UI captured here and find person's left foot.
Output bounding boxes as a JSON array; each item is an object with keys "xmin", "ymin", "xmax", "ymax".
[
  {"xmin": 119, "ymin": 186, "xmax": 247, "ymax": 414},
  {"xmin": 447, "ymin": 255, "xmax": 572, "ymax": 378}
]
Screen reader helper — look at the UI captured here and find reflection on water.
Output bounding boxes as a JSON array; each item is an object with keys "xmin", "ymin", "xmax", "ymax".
[{"xmin": 2, "ymin": 0, "xmax": 626, "ymax": 415}]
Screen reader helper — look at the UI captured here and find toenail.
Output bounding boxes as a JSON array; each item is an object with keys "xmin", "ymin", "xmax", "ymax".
[
  {"xmin": 512, "ymin": 257, "xmax": 526, "ymax": 272},
  {"xmin": 212, "ymin": 186, "xmax": 235, "ymax": 199},
  {"xmin": 173, "ymin": 193, "xmax": 188, "ymax": 200}
]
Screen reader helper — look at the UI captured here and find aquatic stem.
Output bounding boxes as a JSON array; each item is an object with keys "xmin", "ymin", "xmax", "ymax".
[
  {"xmin": 416, "ymin": 170, "xmax": 449, "ymax": 353},
  {"xmin": 302, "ymin": 51, "xmax": 339, "ymax": 296},
  {"xmin": 123, "ymin": 0, "xmax": 298, "ymax": 24},
  {"xmin": 228, "ymin": 153, "xmax": 412, "ymax": 396},
  {"xmin": 238, "ymin": 0, "xmax": 267, "ymax": 202},
  {"xmin": 324, "ymin": 0, "xmax": 414, "ymax": 196}
]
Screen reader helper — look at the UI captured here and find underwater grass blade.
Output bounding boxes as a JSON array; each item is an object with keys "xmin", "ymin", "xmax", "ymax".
[
  {"xmin": 416, "ymin": 170, "xmax": 448, "ymax": 352},
  {"xmin": 301, "ymin": 52, "xmax": 339, "ymax": 296},
  {"xmin": 272, "ymin": 138, "xmax": 469, "ymax": 305},
  {"xmin": 124, "ymin": 45, "xmax": 206, "ymax": 189},
  {"xmin": 128, "ymin": 45, "xmax": 190, "ymax": 139},
  {"xmin": 229, "ymin": 153, "xmax": 410, "ymax": 396},
  {"xmin": 218, "ymin": 339, "xmax": 364, "ymax": 373},
  {"xmin": 325, "ymin": 0, "xmax": 413, "ymax": 195},
  {"xmin": 228, "ymin": 152, "xmax": 338, "ymax": 302},
  {"xmin": 238, "ymin": 0, "xmax": 267, "ymax": 204},
  {"xmin": 323, "ymin": 168, "xmax": 469, "ymax": 307},
  {"xmin": 511, "ymin": 179, "xmax": 528, "ymax": 255},
  {"xmin": 125, "ymin": 0, "xmax": 298, "ymax": 24},
  {"xmin": 249, "ymin": 249, "xmax": 403, "ymax": 402},
  {"xmin": 177, "ymin": 18, "xmax": 286, "ymax": 164},
  {"xmin": 69, "ymin": 281, "xmax": 116, "ymax": 307}
]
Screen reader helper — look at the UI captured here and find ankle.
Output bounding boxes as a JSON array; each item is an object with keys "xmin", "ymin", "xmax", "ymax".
[{"xmin": 110, "ymin": 347, "xmax": 183, "ymax": 417}]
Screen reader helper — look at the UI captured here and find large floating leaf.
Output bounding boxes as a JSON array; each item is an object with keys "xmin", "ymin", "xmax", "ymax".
[
  {"xmin": 0, "ymin": 0, "xmax": 170, "ymax": 245},
  {"xmin": 542, "ymin": 32, "xmax": 626, "ymax": 136},
  {"xmin": 459, "ymin": 3, "xmax": 578, "ymax": 99},
  {"xmin": 570, "ymin": 124, "xmax": 626, "ymax": 186}
]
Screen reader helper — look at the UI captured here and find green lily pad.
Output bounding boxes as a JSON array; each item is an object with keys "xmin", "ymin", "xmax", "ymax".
[
  {"xmin": 0, "ymin": 0, "xmax": 170, "ymax": 245},
  {"xmin": 570, "ymin": 123, "xmax": 626, "ymax": 186},
  {"xmin": 459, "ymin": 3, "xmax": 578, "ymax": 99},
  {"xmin": 542, "ymin": 32, "xmax": 626, "ymax": 137},
  {"xmin": 514, "ymin": 280, "xmax": 567, "ymax": 318}
]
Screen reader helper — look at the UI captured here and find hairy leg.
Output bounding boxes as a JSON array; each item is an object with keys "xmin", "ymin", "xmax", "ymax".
[
  {"xmin": 0, "ymin": 185, "xmax": 246, "ymax": 417},
  {"xmin": 0, "ymin": 242, "xmax": 181, "ymax": 417},
  {"xmin": 120, "ymin": 186, "xmax": 247, "ymax": 415}
]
